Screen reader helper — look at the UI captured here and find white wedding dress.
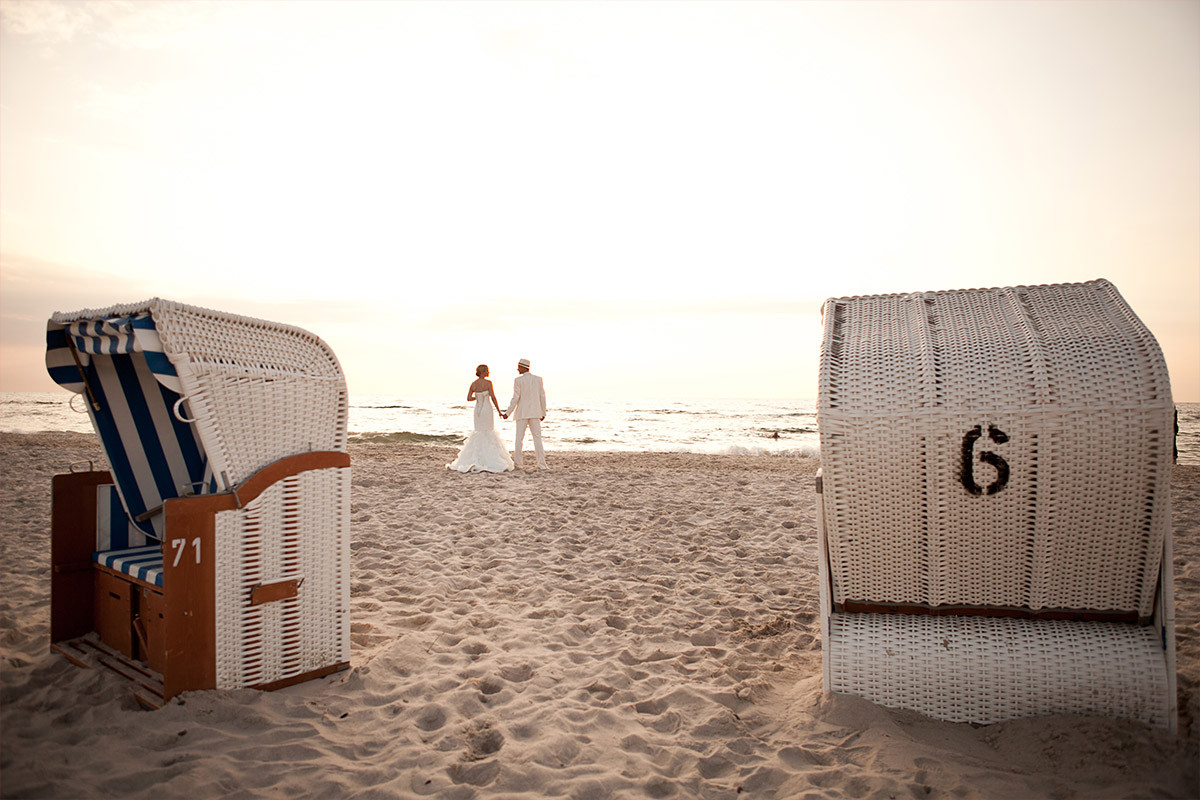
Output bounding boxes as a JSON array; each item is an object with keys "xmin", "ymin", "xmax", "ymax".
[{"xmin": 447, "ymin": 390, "xmax": 514, "ymax": 473}]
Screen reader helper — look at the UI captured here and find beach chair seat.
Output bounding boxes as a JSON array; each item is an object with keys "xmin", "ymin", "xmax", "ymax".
[
  {"xmin": 816, "ymin": 279, "xmax": 1176, "ymax": 730},
  {"xmin": 95, "ymin": 546, "xmax": 164, "ymax": 588},
  {"xmin": 47, "ymin": 299, "xmax": 351, "ymax": 702},
  {"xmin": 826, "ymin": 614, "xmax": 1171, "ymax": 724}
]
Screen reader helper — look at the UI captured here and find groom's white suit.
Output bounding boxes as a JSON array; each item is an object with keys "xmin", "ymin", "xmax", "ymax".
[{"xmin": 505, "ymin": 363, "xmax": 548, "ymax": 470}]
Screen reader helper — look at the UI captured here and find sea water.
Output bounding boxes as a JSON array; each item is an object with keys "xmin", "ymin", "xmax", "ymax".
[
  {"xmin": 0, "ymin": 392, "xmax": 820, "ymax": 457},
  {"xmin": 2, "ymin": 392, "xmax": 1197, "ymax": 465},
  {"xmin": 348, "ymin": 396, "xmax": 821, "ymax": 456}
]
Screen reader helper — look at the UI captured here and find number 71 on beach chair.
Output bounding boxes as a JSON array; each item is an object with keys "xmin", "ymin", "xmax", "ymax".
[{"xmin": 45, "ymin": 299, "xmax": 351, "ymax": 706}]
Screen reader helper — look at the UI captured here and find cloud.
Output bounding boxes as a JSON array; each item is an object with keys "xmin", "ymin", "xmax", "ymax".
[
  {"xmin": 0, "ymin": 0, "xmax": 92, "ymax": 45},
  {"xmin": 1, "ymin": 252, "xmax": 375, "ymax": 326},
  {"xmin": 0, "ymin": 250, "xmax": 384, "ymax": 390},
  {"xmin": 0, "ymin": 0, "xmax": 243, "ymax": 61}
]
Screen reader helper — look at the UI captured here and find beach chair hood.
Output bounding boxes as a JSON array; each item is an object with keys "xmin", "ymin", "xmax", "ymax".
[{"xmin": 46, "ymin": 298, "xmax": 348, "ymax": 538}]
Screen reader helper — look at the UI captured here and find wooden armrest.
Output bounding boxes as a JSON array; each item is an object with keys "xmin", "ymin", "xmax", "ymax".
[{"xmin": 165, "ymin": 451, "xmax": 350, "ymax": 516}]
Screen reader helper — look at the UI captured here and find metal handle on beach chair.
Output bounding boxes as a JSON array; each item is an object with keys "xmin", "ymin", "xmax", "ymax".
[
  {"xmin": 181, "ymin": 480, "xmax": 215, "ymax": 497},
  {"xmin": 65, "ymin": 334, "xmax": 101, "ymax": 412},
  {"xmin": 172, "ymin": 397, "xmax": 198, "ymax": 424}
]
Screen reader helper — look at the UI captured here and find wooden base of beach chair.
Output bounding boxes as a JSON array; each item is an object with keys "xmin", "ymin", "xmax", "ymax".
[
  {"xmin": 92, "ymin": 569, "xmax": 138, "ymax": 659},
  {"xmin": 52, "ymin": 634, "xmax": 348, "ymax": 709},
  {"xmin": 51, "ymin": 451, "xmax": 352, "ymax": 704},
  {"xmin": 89, "ymin": 565, "xmax": 168, "ymax": 672},
  {"xmin": 51, "ymin": 635, "xmax": 166, "ymax": 710}
]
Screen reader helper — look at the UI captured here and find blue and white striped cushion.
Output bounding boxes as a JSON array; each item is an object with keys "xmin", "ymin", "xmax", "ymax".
[
  {"xmin": 95, "ymin": 545, "xmax": 164, "ymax": 588},
  {"xmin": 96, "ymin": 485, "xmax": 149, "ymax": 550}
]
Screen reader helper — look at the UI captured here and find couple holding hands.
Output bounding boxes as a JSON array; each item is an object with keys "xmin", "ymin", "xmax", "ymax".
[{"xmin": 447, "ymin": 358, "xmax": 548, "ymax": 474}]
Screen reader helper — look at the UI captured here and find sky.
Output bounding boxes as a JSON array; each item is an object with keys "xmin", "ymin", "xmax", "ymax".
[{"xmin": 1, "ymin": 0, "xmax": 1197, "ymax": 401}]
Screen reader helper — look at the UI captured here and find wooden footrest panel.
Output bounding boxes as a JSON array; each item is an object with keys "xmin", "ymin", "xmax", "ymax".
[{"xmin": 51, "ymin": 635, "xmax": 165, "ymax": 709}]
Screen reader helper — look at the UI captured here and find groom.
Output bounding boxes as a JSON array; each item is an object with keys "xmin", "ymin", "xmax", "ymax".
[{"xmin": 503, "ymin": 358, "xmax": 548, "ymax": 470}]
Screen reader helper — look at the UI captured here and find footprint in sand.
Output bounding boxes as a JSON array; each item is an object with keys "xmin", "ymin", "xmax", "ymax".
[
  {"xmin": 647, "ymin": 711, "xmax": 682, "ymax": 734},
  {"xmin": 807, "ymin": 768, "xmax": 845, "ymax": 788},
  {"xmin": 446, "ymin": 759, "xmax": 500, "ymax": 787},
  {"xmin": 531, "ymin": 736, "xmax": 583, "ymax": 768},
  {"xmin": 644, "ymin": 777, "xmax": 676, "ymax": 798},
  {"xmin": 739, "ymin": 766, "xmax": 788, "ymax": 795},
  {"xmin": 498, "ymin": 663, "xmax": 534, "ymax": 682},
  {"xmin": 463, "ymin": 722, "xmax": 504, "ymax": 759},
  {"xmin": 349, "ymin": 621, "xmax": 389, "ymax": 648},
  {"xmin": 508, "ymin": 722, "xmax": 538, "ymax": 740},
  {"xmin": 463, "ymin": 641, "xmax": 489, "ymax": 657},
  {"xmin": 778, "ymin": 746, "xmax": 830, "ymax": 768},
  {"xmin": 633, "ymin": 698, "xmax": 669, "ymax": 715},
  {"xmin": 396, "ymin": 613, "xmax": 434, "ymax": 630},
  {"xmin": 414, "ymin": 704, "xmax": 447, "ymax": 732},
  {"xmin": 697, "ymin": 754, "xmax": 736, "ymax": 779},
  {"xmin": 584, "ymin": 682, "xmax": 618, "ymax": 702}
]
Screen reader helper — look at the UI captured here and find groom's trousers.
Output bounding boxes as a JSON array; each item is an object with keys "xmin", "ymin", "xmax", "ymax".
[{"xmin": 513, "ymin": 418, "xmax": 548, "ymax": 469}]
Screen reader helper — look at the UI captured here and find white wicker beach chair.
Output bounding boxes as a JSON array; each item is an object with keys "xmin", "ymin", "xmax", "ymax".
[
  {"xmin": 46, "ymin": 299, "xmax": 350, "ymax": 704},
  {"xmin": 816, "ymin": 279, "xmax": 1176, "ymax": 730}
]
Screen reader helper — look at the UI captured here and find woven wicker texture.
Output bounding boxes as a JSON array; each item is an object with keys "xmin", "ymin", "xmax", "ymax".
[
  {"xmin": 214, "ymin": 467, "xmax": 351, "ymax": 689},
  {"xmin": 51, "ymin": 298, "xmax": 348, "ymax": 489},
  {"xmin": 147, "ymin": 300, "xmax": 348, "ymax": 488},
  {"xmin": 828, "ymin": 613, "xmax": 1172, "ymax": 726},
  {"xmin": 49, "ymin": 298, "xmax": 351, "ymax": 697},
  {"xmin": 818, "ymin": 279, "xmax": 1172, "ymax": 616}
]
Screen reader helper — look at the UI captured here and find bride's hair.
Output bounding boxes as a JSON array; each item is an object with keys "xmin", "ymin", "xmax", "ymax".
[{"xmin": 476, "ymin": 364, "xmax": 488, "ymax": 377}]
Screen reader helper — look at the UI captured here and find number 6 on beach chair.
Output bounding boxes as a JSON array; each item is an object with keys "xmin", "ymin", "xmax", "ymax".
[
  {"xmin": 46, "ymin": 299, "xmax": 351, "ymax": 705},
  {"xmin": 815, "ymin": 280, "xmax": 1177, "ymax": 730}
]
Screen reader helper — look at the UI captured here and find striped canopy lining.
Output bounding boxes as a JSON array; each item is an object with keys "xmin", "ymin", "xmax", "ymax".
[
  {"xmin": 97, "ymin": 484, "xmax": 150, "ymax": 549},
  {"xmin": 46, "ymin": 313, "xmax": 215, "ymax": 541}
]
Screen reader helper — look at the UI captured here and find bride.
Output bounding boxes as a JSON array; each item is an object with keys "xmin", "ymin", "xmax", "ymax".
[{"xmin": 447, "ymin": 364, "xmax": 515, "ymax": 473}]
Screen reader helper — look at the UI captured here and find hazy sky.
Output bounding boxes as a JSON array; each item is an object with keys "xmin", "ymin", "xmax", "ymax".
[{"xmin": 2, "ymin": 0, "xmax": 1197, "ymax": 401}]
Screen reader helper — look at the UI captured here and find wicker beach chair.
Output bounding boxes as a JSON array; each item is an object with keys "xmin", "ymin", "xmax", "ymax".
[
  {"xmin": 815, "ymin": 279, "xmax": 1176, "ymax": 730},
  {"xmin": 46, "ymin": 299, "xmax": 351, "ymax": 704}
]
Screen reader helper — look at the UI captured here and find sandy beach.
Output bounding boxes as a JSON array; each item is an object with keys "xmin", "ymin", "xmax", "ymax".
[{"xmin": 1, "ymin": 431, "xmax": 1196, "ymax": 799}]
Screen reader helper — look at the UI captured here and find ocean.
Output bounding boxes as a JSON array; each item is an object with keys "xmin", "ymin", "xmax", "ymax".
[
  {"xmin": 2, "ymin": 392, "xmax": 1197, "ymax": 465},
  {"xmin": 0, "ymin": 392, "xmax": 821, "ymax": 458}
]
